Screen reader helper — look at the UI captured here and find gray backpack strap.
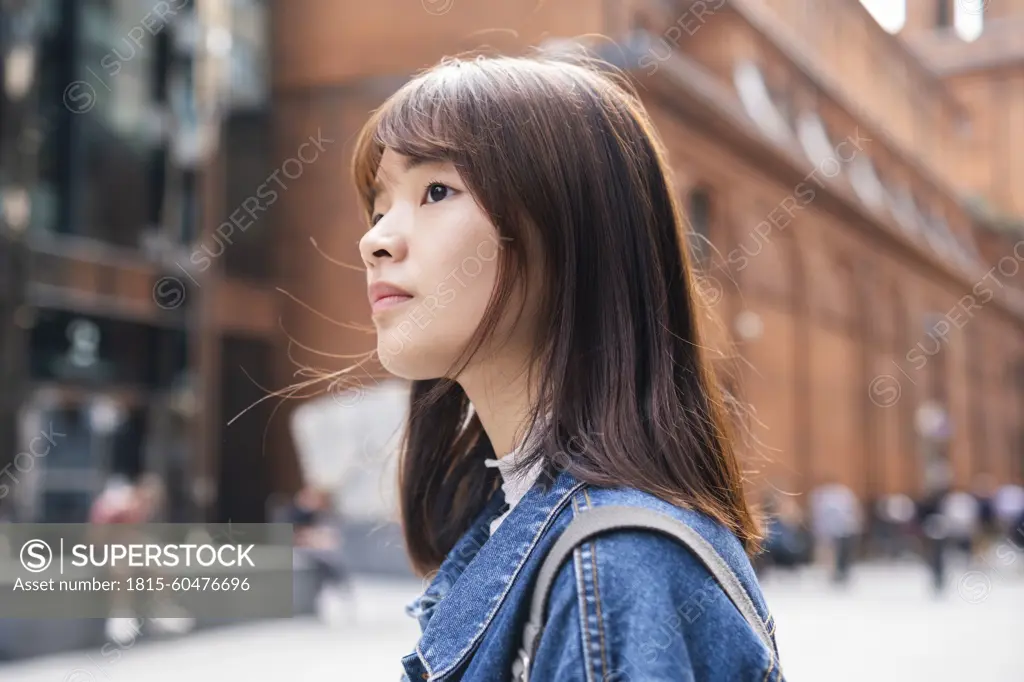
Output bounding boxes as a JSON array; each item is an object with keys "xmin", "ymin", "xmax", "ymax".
[{"xmin": 512, "ymin": 505, "xmax": 776, "ymax": 681}]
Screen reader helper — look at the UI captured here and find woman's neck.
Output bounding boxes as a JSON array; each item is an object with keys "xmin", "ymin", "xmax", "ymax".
[{"xmin": 457, "ymin": 355, "xmax": 540, "ymax": 459}]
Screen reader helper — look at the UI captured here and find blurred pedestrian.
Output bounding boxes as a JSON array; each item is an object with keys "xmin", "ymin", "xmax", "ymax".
[
  {"xmin": 287, "ymin": 485, "xmax": 353, "ymax": 626},
  {"xmin": 994, "ymin": 482, "xmax": 1024, "ymax": 538},
  {"xmin": 874, "ymin": 493, "xmax": 916, "ymax": 559},
  {"xmin": 134, "ymin": 472, "xmax": 166, "ymax": 522},
  {"xmin": 810, "ymin": 479, "xmax": 862, "ymax": 585},
  {"xmin": 89, "ymin": 475, "xmax": 145, "ymax": 643},
  {"xmin": 940, "ymin": 486, "xmax": 980, "ymax": 562},
  {"xmin": 90, "ymin": 474, "xmax": 194, "ymax": 640},
  {"xmin": 88, "ymin": 474, "xmax": 137, "ymax": 524},
  {"xmin": 133, "ymin": 474, "xmax": 196, "ymax": 637},
  {"xmin": 917, "ymin": 487, "xmax": 948, "ymax": 595},
  {"xmin": 971, "ymin": 474, "xmax": 999, "ymax": 558},
  {"xmin": 758, "ymin": 491, "xmax": 810, "ymax": 574},
  {"xmin": 1009, "ymin": 506, "xmax": 1024, "ymax": 552}
]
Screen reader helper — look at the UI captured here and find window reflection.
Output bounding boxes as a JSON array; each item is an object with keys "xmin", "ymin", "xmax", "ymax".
[
  {"xmin": 733, "ymin": 60, "xmax": 792, "ymax": 144},
  {"xmin": 883, "ymin": 181, "xmax": 923, "ymax": 238},
  {"xmin": 29, "ymin": 309, "xmax": 188, "ymax": 388},
  {"xmin": 795, "ymin": 111, "xmax": 838, "ymax": 170},
  {"xmin": 221, "ymin": 0, "xmax": 271, "ymax": 280},
  {"xmin": 21, "ymin": 403, "xmax": 146, "ymax": 522},
  {"xmin": 849, "ymin": 155, "xmax": 886, "ymax": 211},
  {"xmin": 31, "ymin": 0, "xmax": 197, "ymax": 249},
  {"xmin": 77, "ymin": 0, "xmax": 164, "ymax": 247},
  {"xmin": 226, "ymin": 0, "xmax": 268, "ymax": 110}
]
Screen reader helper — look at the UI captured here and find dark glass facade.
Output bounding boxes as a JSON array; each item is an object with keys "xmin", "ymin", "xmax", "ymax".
[
  {"xmin": 221, "ymin": 0, "xmax": 272, "ymax": 281},
  {"xmin": 30, "ymin": 0, "xmax": 199, "ymax": 249},
  {"xmin": 0, "ymin": 0, "xmax": 214, "ymax": 523}
]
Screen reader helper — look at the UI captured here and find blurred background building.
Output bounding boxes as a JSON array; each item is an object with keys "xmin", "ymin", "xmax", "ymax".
[
  {"xmin": 0, "ymin": 0, "xmax": 276, "ymax": 526},
  {"xmin": 1, "ymin": 0, "xmax": 1024, "ymax": 677},
  {"xmin": 1, "ymin": 0, "xmax": 1023, "ymax": 529}
]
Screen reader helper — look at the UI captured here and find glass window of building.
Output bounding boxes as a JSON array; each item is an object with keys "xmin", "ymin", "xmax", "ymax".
[
  {"xmin": 31, "ymin": 0, "xmax": 197, "ymax": 249},
  {"xmin": 848, "ymin": 155, "xmax": 886, "ymax": 211},
  {"xmin": 220, "ymin": 0, "xmax": 273, "ymax": 281},
  {"xmin": 796, "ymin": 111, "xmax": 839, "ymax": 172},
  {"xmin": 882, "ymin": 181, "xmax": 923, "ymax": 238},
  {"xmin": 761, "ymin": 65, "xmax": 799, "ymax": 133},
  {"xmin": 28, "ymin": 309, "xmax": 187, "ymax": 388},
  {"xmin": 954, "ymin": 1, "xmax": 984, "ymax": 41},
  {"xmin": 733, "ymin": 60, "xmax": 792, "ymax": 145},
  {"xmin": 225, "ymin": 0, "xmax": 268, "ymax": 110}
]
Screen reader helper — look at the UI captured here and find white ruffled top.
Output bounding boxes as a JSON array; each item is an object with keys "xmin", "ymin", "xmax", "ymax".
[{"xmin": 483, "ymin": 433, "xmax": 547, "ymax": 536}]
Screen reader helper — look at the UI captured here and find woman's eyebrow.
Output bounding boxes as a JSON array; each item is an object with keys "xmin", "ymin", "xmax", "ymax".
[{"xmin": 403, "ymin": 156, "xmax": 447, "ymax": 172}]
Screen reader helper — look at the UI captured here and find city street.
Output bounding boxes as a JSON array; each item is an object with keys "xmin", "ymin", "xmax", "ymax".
[
  {"xmin": 2, "ymin": 1, "xmax": 1023, "ymax": 681},
  {"xmin": 2, "ymin": 559, "xmax": 1021, "ymax": 681}
]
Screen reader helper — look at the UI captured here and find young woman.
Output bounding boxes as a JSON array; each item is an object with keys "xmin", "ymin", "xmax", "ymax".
[{"xmin": 353, "ymin": 54, "xmax": 783, "ymax": 681}]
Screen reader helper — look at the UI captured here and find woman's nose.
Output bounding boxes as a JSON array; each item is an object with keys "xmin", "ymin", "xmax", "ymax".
[{"xmin": 359, "ymin": 216, "xmax": 408, "ymax": 268}]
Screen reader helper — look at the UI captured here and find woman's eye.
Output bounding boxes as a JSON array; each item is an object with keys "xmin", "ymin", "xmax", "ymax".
[
  {"xmin": 370, "ymin": 212, "xmax": 383, "ymax": 226},
  {"xmin": 425, "ymin": 183, "xmax": 452, "ymax": 204}
]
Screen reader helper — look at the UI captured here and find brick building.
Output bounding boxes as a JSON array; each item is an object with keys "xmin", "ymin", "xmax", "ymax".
[
  {"xmin": 270, "ymin": 0, "xmax": 1024, "ymax": 508},
  {"xmin": 2, "ymin": 0, "xmax": 1022, "ymax": 524}
]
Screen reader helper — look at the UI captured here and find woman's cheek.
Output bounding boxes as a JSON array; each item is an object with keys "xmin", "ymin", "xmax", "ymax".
[{"xmin": 437, "ymin": 280, "xmax": 457, "ymax": 306}]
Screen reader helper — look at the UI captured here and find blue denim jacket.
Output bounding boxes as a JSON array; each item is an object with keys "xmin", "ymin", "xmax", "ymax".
[{"xmin": 401, "ymin": 470, "xmax": 783, "ymax": 681}]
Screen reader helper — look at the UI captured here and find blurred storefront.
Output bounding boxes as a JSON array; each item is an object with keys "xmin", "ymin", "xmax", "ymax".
[{"xmin": 0, "ymin": 0, "xmax": 280, "ymax": 524}]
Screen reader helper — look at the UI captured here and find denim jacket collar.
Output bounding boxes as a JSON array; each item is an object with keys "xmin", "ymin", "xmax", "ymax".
[
  {"xmin": 404, "ymin": 488, "xmax": 507, "ymax": 631},
  {"xmin": 411, "ymin": 469, "xmax": 586, "ymax": 680}
]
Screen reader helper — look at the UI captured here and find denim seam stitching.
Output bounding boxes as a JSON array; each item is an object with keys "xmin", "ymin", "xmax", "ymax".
[
  {"xmin": 583, "ymin": 488, "xmax": 611, "ymax": 679},
  {"xmin": 759, "ymin": 625, "xmax": 777, "ymax": 682},
  {"xmin": 761, "ymin": 608, "xmax": 778, "ymax": 681},
  {"xmin": 423, "ymin": 481, "xmax": 587, "ymax": 681},
  {"xmin": 416, "ymin": 648, "xmax": 434, "ymax": 679},
  {"xmin": 572, "ymin": 493, "xmax": 598, "ymax": 682}
]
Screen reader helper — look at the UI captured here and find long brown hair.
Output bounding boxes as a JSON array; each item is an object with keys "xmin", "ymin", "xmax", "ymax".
[{"xmin": 351, "ymin": 53, "xmax": 760, "ymax": 576}]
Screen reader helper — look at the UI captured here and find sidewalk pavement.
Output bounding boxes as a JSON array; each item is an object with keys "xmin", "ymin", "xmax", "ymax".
[{"xmin": 1, "ymin": 560, "xmax": 1022, "ymax": 681}]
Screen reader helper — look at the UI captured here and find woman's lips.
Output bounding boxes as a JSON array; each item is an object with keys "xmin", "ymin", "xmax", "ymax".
[
  {"xmin": 372, "ymin": 294, "xmax": 414, "ymax": 313},
  {"xmin": 368, "ymin": 281, "xmax": 414, "ymax": 314}
]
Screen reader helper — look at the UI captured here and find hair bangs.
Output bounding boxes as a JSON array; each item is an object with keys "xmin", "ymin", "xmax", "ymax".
[{"xmin": 351, "ymin": 69, "xmax": 478, "ymax": 218}]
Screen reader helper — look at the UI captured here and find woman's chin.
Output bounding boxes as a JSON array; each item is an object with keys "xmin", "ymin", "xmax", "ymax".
[{"xmin": 377, "ymin": 351, "xmax": 445, "ymax": 381}]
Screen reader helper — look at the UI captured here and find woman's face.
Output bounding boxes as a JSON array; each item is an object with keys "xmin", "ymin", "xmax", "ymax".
[{"xmin": 360, "ymin": 148, "xmax": 514, "ymax": 379}]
